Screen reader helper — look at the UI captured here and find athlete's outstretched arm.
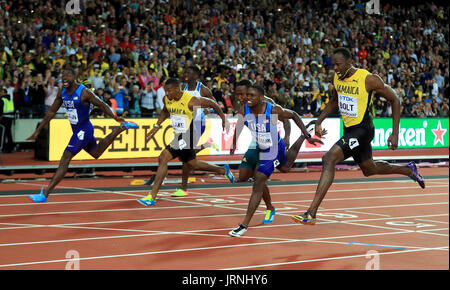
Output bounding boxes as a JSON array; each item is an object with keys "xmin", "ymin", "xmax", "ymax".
[
  {"xmin": 366, "ymin": 74, "xmax": 401, "ymax": 150},
  {"xmin": 274, "ymin": 106, "xmax": 323, "ymax": 146},
  {"xmin": 146, "ymin": 97, "xmax": 169, "ymax": 141},
  {"xmin": 230, "ymin": 105, "xmax": 245, "ymax": 155},
  {"xmin": 82, "ymin": 89, "xmax": 123, "ymax": 123},
  {"xmin": 200, "ymin": 85, "xmax": 215, "ymax": 100},
  {"xmin": 264, "ymin": 95, "xmax": 291, "ymax": 147},
  {"xmin": 191, "ymin": 96, "xmax": 230, "ymax": 132},
  {"xmin": 315, "ymin": 78, "xmax": 339, "ymax": 137},
  {"xmin": 26, "ymin": 91, "xmax": 63, "ymax": 140}
]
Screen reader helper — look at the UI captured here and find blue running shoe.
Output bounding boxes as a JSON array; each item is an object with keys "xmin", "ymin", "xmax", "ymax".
[
  {"xmin": 291, "ymin": 211, "xmax": 316, "ymax": 225},
  {"xmin": 137, "ymin": 194, "xmax": 155, "ymax": 206},
  {"xmin": 263, "ymin": 208, "xmax": 276, "ymax": 224},
  {"xmin": 121, "ymin": 121, "xmax": 139, "ymax": 130},
  {"xmin": 407, "ymin": 161, "xmax": 425, "ymax": 189},
  {"xmin": 28, "ymin": 187, "xmax": 48, "ymax": 203},
  {"xmin": 223, "ymin": 164, "xmax": 235, "ymax": 183}
]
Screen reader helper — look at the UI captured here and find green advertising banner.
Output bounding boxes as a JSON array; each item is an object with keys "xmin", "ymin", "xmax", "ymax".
[
  {"xmin": 370, "ymin": 118, "xmax": 449, "ymax": 149},
  {"xmin": 338, "ymin": 118, "xmax": 449, "ymax": 149}
]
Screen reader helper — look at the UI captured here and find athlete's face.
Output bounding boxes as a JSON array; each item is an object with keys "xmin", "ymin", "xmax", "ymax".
[
  {"xmin": 62, "ymin": 70, "xmax": 75, "ymax": 88},
  {"xmin": 246, "ymin": 88, "xmax": 261, "ymax": 107},
  {"xmin": 235, "ymin": 85, "xmax": 248, "ymax": 103},
  {"xmin": 182, "ymin": 69, "xmax": 196, "ymax": 83},
  {"xmin": 164, "ymin": 84, "xmax": 181, "ymax": 100},
  {"xmin": 332, "ymin": 53, "xmax": 352, "ymax": 80}
]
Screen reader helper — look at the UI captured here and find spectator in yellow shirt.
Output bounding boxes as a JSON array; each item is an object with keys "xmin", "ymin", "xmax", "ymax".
[{"xmin": 414, "ymin": 85, "xmax": 423, "ymax": 102}]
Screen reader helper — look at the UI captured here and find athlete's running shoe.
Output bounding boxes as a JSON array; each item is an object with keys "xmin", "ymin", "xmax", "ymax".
[
  {"xmin": 28, "ymin": 187, "xmax": 48, "ymax": 203},
  {"xmin": 229, "ymin": 224, "xmax": 248, "ymax": 237},
  {"xmin": 137, "ymin": 194, "xmax": 155, "ymax": 206},
  {"xmin": 291, "ymin": 211, "xmax": 316, "ymax": 225},
  {"xmin": 121, "ymin": 121, "xmax": 139, "ymax": 130},
  {"xmin": 223, "ymin": 164, "xmax": 235, "ymax": 183},
  {"xmin": 171, "ymin": 189, "xmax": 189, "ymax": 197},
  {"xmin": 263, "ymin": 208, "xmax": 276, "ymax": 224},
  {"xmin": 407, "ymin": 161, "xmax": 425, "ymax": 189},
  {"xmin": 207, "ymin": 138, "xmax": 220, "ymax": 152}
]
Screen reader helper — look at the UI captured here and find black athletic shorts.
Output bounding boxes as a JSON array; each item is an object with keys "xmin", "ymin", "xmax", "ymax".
[
  {"xmin": 166, "ymin": 145, "xmax": 196, "ymax": 163},
  {"xmin": 336, "ymin": 126, "xmax": 375, "ymax": 164}
]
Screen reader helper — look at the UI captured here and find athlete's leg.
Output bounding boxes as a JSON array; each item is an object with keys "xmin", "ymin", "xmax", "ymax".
[
  {"xmin": 43, "ymin": 150, "xmax": 75, "ymax": 198},
  {"xmin": 307, "ymin": 144, "xmax": 346, "ymax": 217},
  {"xmin": 186, "ymin": 159, "xmax": 226, "ymax": 175},
  {"xmin": 150, "ymin": 149, "xmax": 174, "ymax": 200},
  {"xmin": 195, "ymin": 140, "xmax": 212, "ymax": 153},
  {"xmin": 242, "ymin": 171, "xmax": 269, "ymax": 227},
  {"xmin": 359, "ymin": 159, "xmax": 412, "ymax": 177},
  {"xmin": 180, "ymin": 162, "xmax": 192, "ymax": 191},
  {"xmin": 238, "ymin": 167, "xmax": 254, "ymax": 182},
  {"xmin": 278, "ymin": 135, "xmax": 306, "ymax": 172},
  {"xmin": 262, "ymin": 183, "xmax": 274, "ymax": 211},
  {"xmin": 88, "ymin": 126, "xmax": 126, "ymax": 159}
]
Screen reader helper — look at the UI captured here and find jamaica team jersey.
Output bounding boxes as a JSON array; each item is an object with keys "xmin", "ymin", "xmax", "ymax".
[
  {"xmin": 334, "ymin": 69, "xmax": 374, "ymax": 129},
  {"xmin": 165, "ymin": 91, "xmax": 195, "ymax": 134}
]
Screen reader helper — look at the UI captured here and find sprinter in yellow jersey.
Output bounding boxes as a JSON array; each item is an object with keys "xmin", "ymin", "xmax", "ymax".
[
  {"xmin": 137, "ymin": 78, "xmax": 235, "ymax": 206},
  {"xmin": 292, "ymin": 47, "xmax": 425, "ymax": 225}
]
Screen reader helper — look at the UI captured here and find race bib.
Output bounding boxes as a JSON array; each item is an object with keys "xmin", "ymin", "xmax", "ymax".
[
  {"xmin": 66, "ymin": 108, "xmax": 79, "ymax": 125},
  {"xmin": 178, "ymin": 139, "xmax": 187, "ymax": 149},
  {"xmin": 257, "ymin": 132, "xmax": 273, "ymax": 149},
  {"xmin": 171, "ymin": 115, "xmax": 188, "ymax": 133},
  {"xmin": 338, "ymin": 94, "xmax": 358, "ymax": 118}
]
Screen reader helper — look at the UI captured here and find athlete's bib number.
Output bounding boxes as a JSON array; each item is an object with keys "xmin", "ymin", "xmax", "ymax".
[
  {"xmin": 66, "ymin": 108, "xmax": 79, "ymax": 125},
  {"xmin": 257, "ymin": 132, "xmax": 273, "ymax": 149},
  {"xmin": 171, "ymin": 115, "xmax": 188, "ymax": 133},
  {"xmin": 338, "ymin": 94, "xmax": 358, "ymax": 118}
]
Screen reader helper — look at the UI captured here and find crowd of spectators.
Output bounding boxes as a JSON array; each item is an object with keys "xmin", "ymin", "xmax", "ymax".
[{"xmin": 1, "ymin": 0, "xmax": 449, "ymax": 126}]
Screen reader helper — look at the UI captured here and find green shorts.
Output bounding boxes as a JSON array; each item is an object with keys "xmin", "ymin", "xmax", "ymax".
[{"xmin": 239, "ymin": 148, "xmax": 260, "ymax": 170}]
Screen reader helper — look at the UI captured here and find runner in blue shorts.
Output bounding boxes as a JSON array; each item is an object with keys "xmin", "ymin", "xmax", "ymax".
[
  {"xmin": 27, "ymin": 66, "xmax": 139, "ymax": 203},
  {"xmin": 232, "ymin": 80, "xmax": 320, "ymax": 226},
  {"xmin": 228, "ymin": 85, "xmax": 323, "ymax": 237}
]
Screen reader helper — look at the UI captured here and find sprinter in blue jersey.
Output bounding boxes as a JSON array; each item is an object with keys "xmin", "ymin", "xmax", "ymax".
[
  {"xmin": 228, "ymin": 85, "xmax": 323, "ymax": 237},
  {"xmin": 27, "ymin": 66, "xmax": 139, "ymax": 203}
]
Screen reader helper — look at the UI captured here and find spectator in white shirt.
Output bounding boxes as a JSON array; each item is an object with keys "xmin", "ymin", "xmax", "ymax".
[
  {"xmin": 155, "ymin": 77, "xmax": 166, "ymax": 114},
  {"xmin": 141, "ymin": 83, "xmax": 155, "ymax": 117},
  {"xmin": 44, "ymin": 76, "xmax": 59, "ymax": 113}
]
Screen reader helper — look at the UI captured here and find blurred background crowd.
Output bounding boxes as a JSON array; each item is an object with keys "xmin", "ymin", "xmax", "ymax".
[{"xmin": 0, "ymin": 0, "xmax": 448, "ymax": 131}]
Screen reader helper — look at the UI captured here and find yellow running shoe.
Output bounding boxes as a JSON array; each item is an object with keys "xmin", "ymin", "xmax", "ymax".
[{"xmin": 171, "ymin": 189, "xmax": 189, "ymax": 197}]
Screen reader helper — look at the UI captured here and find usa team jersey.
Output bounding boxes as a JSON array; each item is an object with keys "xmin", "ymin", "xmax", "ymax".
[
  {"xmin": 62, "ymin": 84, "xmax": 97, "ymax": 155},
  {"xmin": 243, "ymin": 102, "xmax": 286, "ymax": 177}
]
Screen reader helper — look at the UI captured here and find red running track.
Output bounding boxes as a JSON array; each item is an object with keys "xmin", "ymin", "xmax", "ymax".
[{"xmin": 0, "ymin": 166, "xmax": 448, "ymax": 271}]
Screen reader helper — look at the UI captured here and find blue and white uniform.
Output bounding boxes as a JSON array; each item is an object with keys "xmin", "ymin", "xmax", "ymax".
[
  {"xmin": 62, "ymin": 84, "xmax": 97, "ymax": 155},
  {"xmin": 184, "ymin": 82, "xmax": 206, "ymax": 145},
  {"xmin": 244, "ymin": 102, "xmax": 286, "ymax": 177}
]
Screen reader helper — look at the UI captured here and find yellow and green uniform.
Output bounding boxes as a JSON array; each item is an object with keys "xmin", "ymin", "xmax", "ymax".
[
  {"xmin": 165, "ymin": 91, "xmax": 198, "ymax": 162},
  {"xmin": 334, "ymin": 68, "xmax": 374, "ymax": 130},
  {"xmin": 333, "ymin": 68, "xmax": 375, "ymax": 164},
  {"xmin": 165, "ymin": 91, "xmax": 194, "ymax": 135}
]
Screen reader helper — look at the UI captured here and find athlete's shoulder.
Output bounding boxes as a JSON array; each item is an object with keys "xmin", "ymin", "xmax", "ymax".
[
  {"xmin": 356, "ymin": 68, "xmax": 372, "ymax": 78},
  {"xmin": 263, "ymin": 95, "xmax": 276, "ymax": 104}
]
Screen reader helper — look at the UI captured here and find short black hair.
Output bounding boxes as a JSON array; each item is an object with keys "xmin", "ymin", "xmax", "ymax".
[
  {"xmin": 251, "ymin": 84, "xmax": 265, "ymax": 96},
  {"xmin": 333, "ymin": 47, "xmax": 352, "ymax": 60},
  {"xmin": 165, "ymin": 78, "xmax": 181, "ymax": 87},
  {"xmin": 187, "ymin": 66, "xmax": 201, "ymax": 76},
  {"xmin": 236, "ymin": 79, "xmax": 252, "ymax": 88},
  {"xmin": 62, "ymin": 65, "xmax": 76, "ymax": 75}
]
